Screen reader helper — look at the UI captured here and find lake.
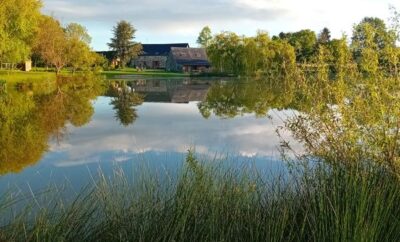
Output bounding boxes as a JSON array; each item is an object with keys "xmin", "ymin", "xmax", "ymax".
[{"xmin": 0, "ymin": 75, "xmax": 301, "ymax": 194}]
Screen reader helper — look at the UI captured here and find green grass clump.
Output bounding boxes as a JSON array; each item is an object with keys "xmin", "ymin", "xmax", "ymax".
[{"xmin": 1, "ymin": 153, "xmax": 400, "ymax": 241}]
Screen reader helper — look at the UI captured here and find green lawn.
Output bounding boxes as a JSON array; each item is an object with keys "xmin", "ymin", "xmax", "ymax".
[{"xmin": 0, "ymin": 70, "xmax": 56, "ymax": 83}]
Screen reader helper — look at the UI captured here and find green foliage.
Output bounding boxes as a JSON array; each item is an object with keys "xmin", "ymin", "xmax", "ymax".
[
  {"xmin": 328, "ymin": 37, "xmax": 356, "ymax": 80},
  {"xmin": 207, "ymin": 31, "xmax": 244, "ymax": 74},
  {"xmin": 66, "ymin": 39, "xmax": 97, "ymax": 73},
  {"xmin": 65, "ymin": 23, "xmax": 92, "ymax": 45},
  {"xmin": 0, "ymin": 74, "xmax": 104, "ymax": 174},
  {"xmin": 33, "ymin": 16, "xmax": 69, "ymax": 73},
  {"xmin": 198, "ymin": 76, "xmax": 299, "ymax": 119},
  {"xmin": 207, "ymin": 31, "xmax": 296, "ymax": 76},
  {"xmin": 351, "ymin": 17, "xmax": 398, "ymax": 76},
  {"xmin": 108, "ymin": 20, "xmax": 142, "ymax": 68},
  {"xmin": 285, "ymin": 73, "xmax": 400, "ymax": 173},
  {"xmin": 0, "ymin": 0, "xmax": 42, "ymax": 64},
  {"xmin": 33, "ymin": 17, "xmax": 102, "ymax": 73},
  {"xmin": 197, "ymin": 26, "xmax": 212, "ymax": 47},
  {"xmin": 278, "ymin": 29, "xmax": 318, "ymax": 62}
]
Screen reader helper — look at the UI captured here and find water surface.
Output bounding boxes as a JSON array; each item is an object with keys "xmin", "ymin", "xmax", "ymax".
[{"xmin": 0, "ymin": 76, "xmax": 301, "ymax": 193}]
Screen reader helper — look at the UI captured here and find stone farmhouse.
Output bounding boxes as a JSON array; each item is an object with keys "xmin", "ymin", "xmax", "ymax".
[
  {"xmin": 97, "ymin": 43, "xmax": 211, "ymax": 73},
  {"xmin": 131, "ymin": 43, "xmax": 189, "ymax": 69},
  {"xmin": 166, "ymin": 47, "xmax": 210, "ymax": 72}
]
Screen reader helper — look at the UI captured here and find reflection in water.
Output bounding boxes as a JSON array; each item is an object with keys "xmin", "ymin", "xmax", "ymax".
[
  {"xmin": 0, "ymin": 75, "xmax": 104, "ymax": 174},
  {"xmin": 106, "ymin": 81, "xmax": 144, "ymax": 126},
  {"xmin": 198, "ymin": 76, "xmax": 309, "ymax": 119},
  {"xmin": 107, "ymin": 79, "xmax": 212, "ymax": 104},
  {"xmin": 0, "ymin": 76, "xmax": 303, "ymax": 177}
]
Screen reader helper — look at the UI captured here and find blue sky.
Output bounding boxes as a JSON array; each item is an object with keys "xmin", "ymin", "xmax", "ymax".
[{"xmin": 42, "ymin": 0, "xmax": 399, "ymax": 51}]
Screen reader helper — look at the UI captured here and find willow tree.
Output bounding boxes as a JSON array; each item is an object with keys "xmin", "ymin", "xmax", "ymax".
[
  {"xmin": 207, "ymin": 32, "xmax": 244, "ymax": 74},
  {"xmin": 108, "ymin": 20, "xmax": 142, "ymax": 68}
]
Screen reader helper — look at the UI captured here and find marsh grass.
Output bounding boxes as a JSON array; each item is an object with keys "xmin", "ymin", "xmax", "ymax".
[{"xmin": 1, "ymin": 153, "xmax": 400, "ymax": 242}]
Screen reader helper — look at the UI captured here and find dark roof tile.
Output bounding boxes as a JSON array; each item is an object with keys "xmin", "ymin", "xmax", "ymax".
[
  {"xmin": 141, "ymin": 43, "xmax": 189, "ymax": 56},
  {"xmin": 170, "ymin": 48, "xmax": 210, "ymax": 66}
]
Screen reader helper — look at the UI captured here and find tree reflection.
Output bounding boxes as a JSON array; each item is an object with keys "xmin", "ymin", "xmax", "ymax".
[
  {"xmin": 0, "ymin": 75, "xmax": 104, "ymax": 174},
  {"xmin": 198, "ymin": 76, "xmax": 301, "ymax": 119},
  {"xmin": 107, "ymin": 81, "xmax": 144, "ymax": 127}
]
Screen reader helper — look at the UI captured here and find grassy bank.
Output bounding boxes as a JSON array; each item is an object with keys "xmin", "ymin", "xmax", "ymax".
[
  {"xmin": 0, "ymin": 69, "xmax": 228, "ymax": 85},
  {"xmin": 1, "ymin": 152, "xmax": 400, "ymax": 242},
  {"xmin": 0, "ymin": 70, "xmax": 56, "ymax": 84}
]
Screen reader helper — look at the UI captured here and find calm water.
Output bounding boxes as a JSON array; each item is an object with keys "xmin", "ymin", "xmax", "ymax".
[{"xmin": 0, "ymin": 76, "xmax": 301, "ymax": 193}]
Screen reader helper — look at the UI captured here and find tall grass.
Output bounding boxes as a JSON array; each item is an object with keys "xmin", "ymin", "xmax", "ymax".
[{"xmin": 1, "ymin": 153, "xmax": 400, "ymax": 241}]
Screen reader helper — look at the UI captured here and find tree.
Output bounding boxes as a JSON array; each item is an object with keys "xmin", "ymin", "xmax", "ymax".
[
  {"xmin": 351, "ymin": 19, "xmax": 390, "ymax": 76},
  {"xmin": 318, "ymin": 27, "xmax": 331, "ymax": 45},
  {"xmin": 197, "ymin": 26, "xmax": 212, "ymax": 47},
  {"xmin": 0, "ymin": 0, "xmax": 42, "ymax": 66},
  {"xmin": 328, "ymin": 37, "xmax": 356, "ymax": 80},
  {"xmin": 351, "ymin": 17, "xmax": 396, "ymax": 69},
  {"xmin": 34, "ymin": 18, "xmax": 100, "ymax": 73},
  {"xmin": 108, "ymin": 20, "xmax": 142, "ymax": 68},
  {"xmin": 65, "ymin": 23, "xmax": 92, "ymax": 44},
  {"xmin": 66, "ymin": 40, "xmax": 94, "ymax": 73},
  {"xmin": 33, "ymin": 16, "xmax": 68, "ymax": 74},
  {"xmin": 278, "ymin": 29, "xmax": 317, "ymax": 62},
  {"xmin": 207, "ymin": 32, "xmax": 244, "ymax": 74},
  {"xmin": 207, "ymin": 31, "xmax": 296, "ymax": 76},
  {"xmin": 65, "ymin": 23, "xmax": 97, "ymax": 72}
]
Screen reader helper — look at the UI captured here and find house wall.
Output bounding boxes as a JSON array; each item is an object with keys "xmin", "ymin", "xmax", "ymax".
[{"xmin": 131, "ymin": 56, "xmax": 168, "ymax": 69}]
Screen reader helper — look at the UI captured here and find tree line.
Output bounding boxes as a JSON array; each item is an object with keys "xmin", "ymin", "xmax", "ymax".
[
  {"xmin": 199, "ymin": 7, "xmax": 400, "ymax": 78},
  {"xmin": 0, "ymin": 0, "xmax": 110, "ymax": 74},
  {"xmin": 0, "ymin": 0, "xmax": 143, "ymax": 73}
]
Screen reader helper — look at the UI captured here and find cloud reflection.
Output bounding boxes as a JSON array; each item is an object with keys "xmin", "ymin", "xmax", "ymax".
[{"xmin": 50, "ymin": 98, "xmax": 301, "ymax": 167}]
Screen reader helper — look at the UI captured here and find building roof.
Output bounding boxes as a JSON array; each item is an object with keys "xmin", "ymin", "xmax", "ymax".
[
  {"xmin": 141, "ymin": 43, "xmax": 189, "ymax": 56},
  {"xmin": 96, "ymin": 43, "xmax": 190, "ymax": 60},
  {"xmin": 170, "ymin": 47, "xmax": 210, "ymax": 66}
]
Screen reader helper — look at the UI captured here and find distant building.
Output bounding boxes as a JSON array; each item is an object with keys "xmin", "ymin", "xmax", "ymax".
[
  {"xmin": 166, "ymin": 47, "xmax": 211, "ymax": 73},
  {"xmin": 131, "ymin": 43, "xmax": 189, "ymax": 69}
]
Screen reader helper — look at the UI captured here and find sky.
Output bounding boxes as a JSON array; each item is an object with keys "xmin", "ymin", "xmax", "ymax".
[{"xmin": 42, "ymin": 0, "xmax": 400, "ymax": 51}]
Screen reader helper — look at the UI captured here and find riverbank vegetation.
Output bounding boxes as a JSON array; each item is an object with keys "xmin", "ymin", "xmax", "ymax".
[
  {"xmin": 204, "ymin": 8, "xmax": 400, "ymax": 78},
  {"xmin": 1, "ymin": 152, "xmax": 400, "ymax": 241},
  {"xmin": 0, "ymin": 0, "xmax": 105, "ymax": 74}
]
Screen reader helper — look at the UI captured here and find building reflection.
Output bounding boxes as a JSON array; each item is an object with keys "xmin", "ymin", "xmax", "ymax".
[{"xmin": 106, "ymin": 79, "xmax": 212, "ymax": 104}]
